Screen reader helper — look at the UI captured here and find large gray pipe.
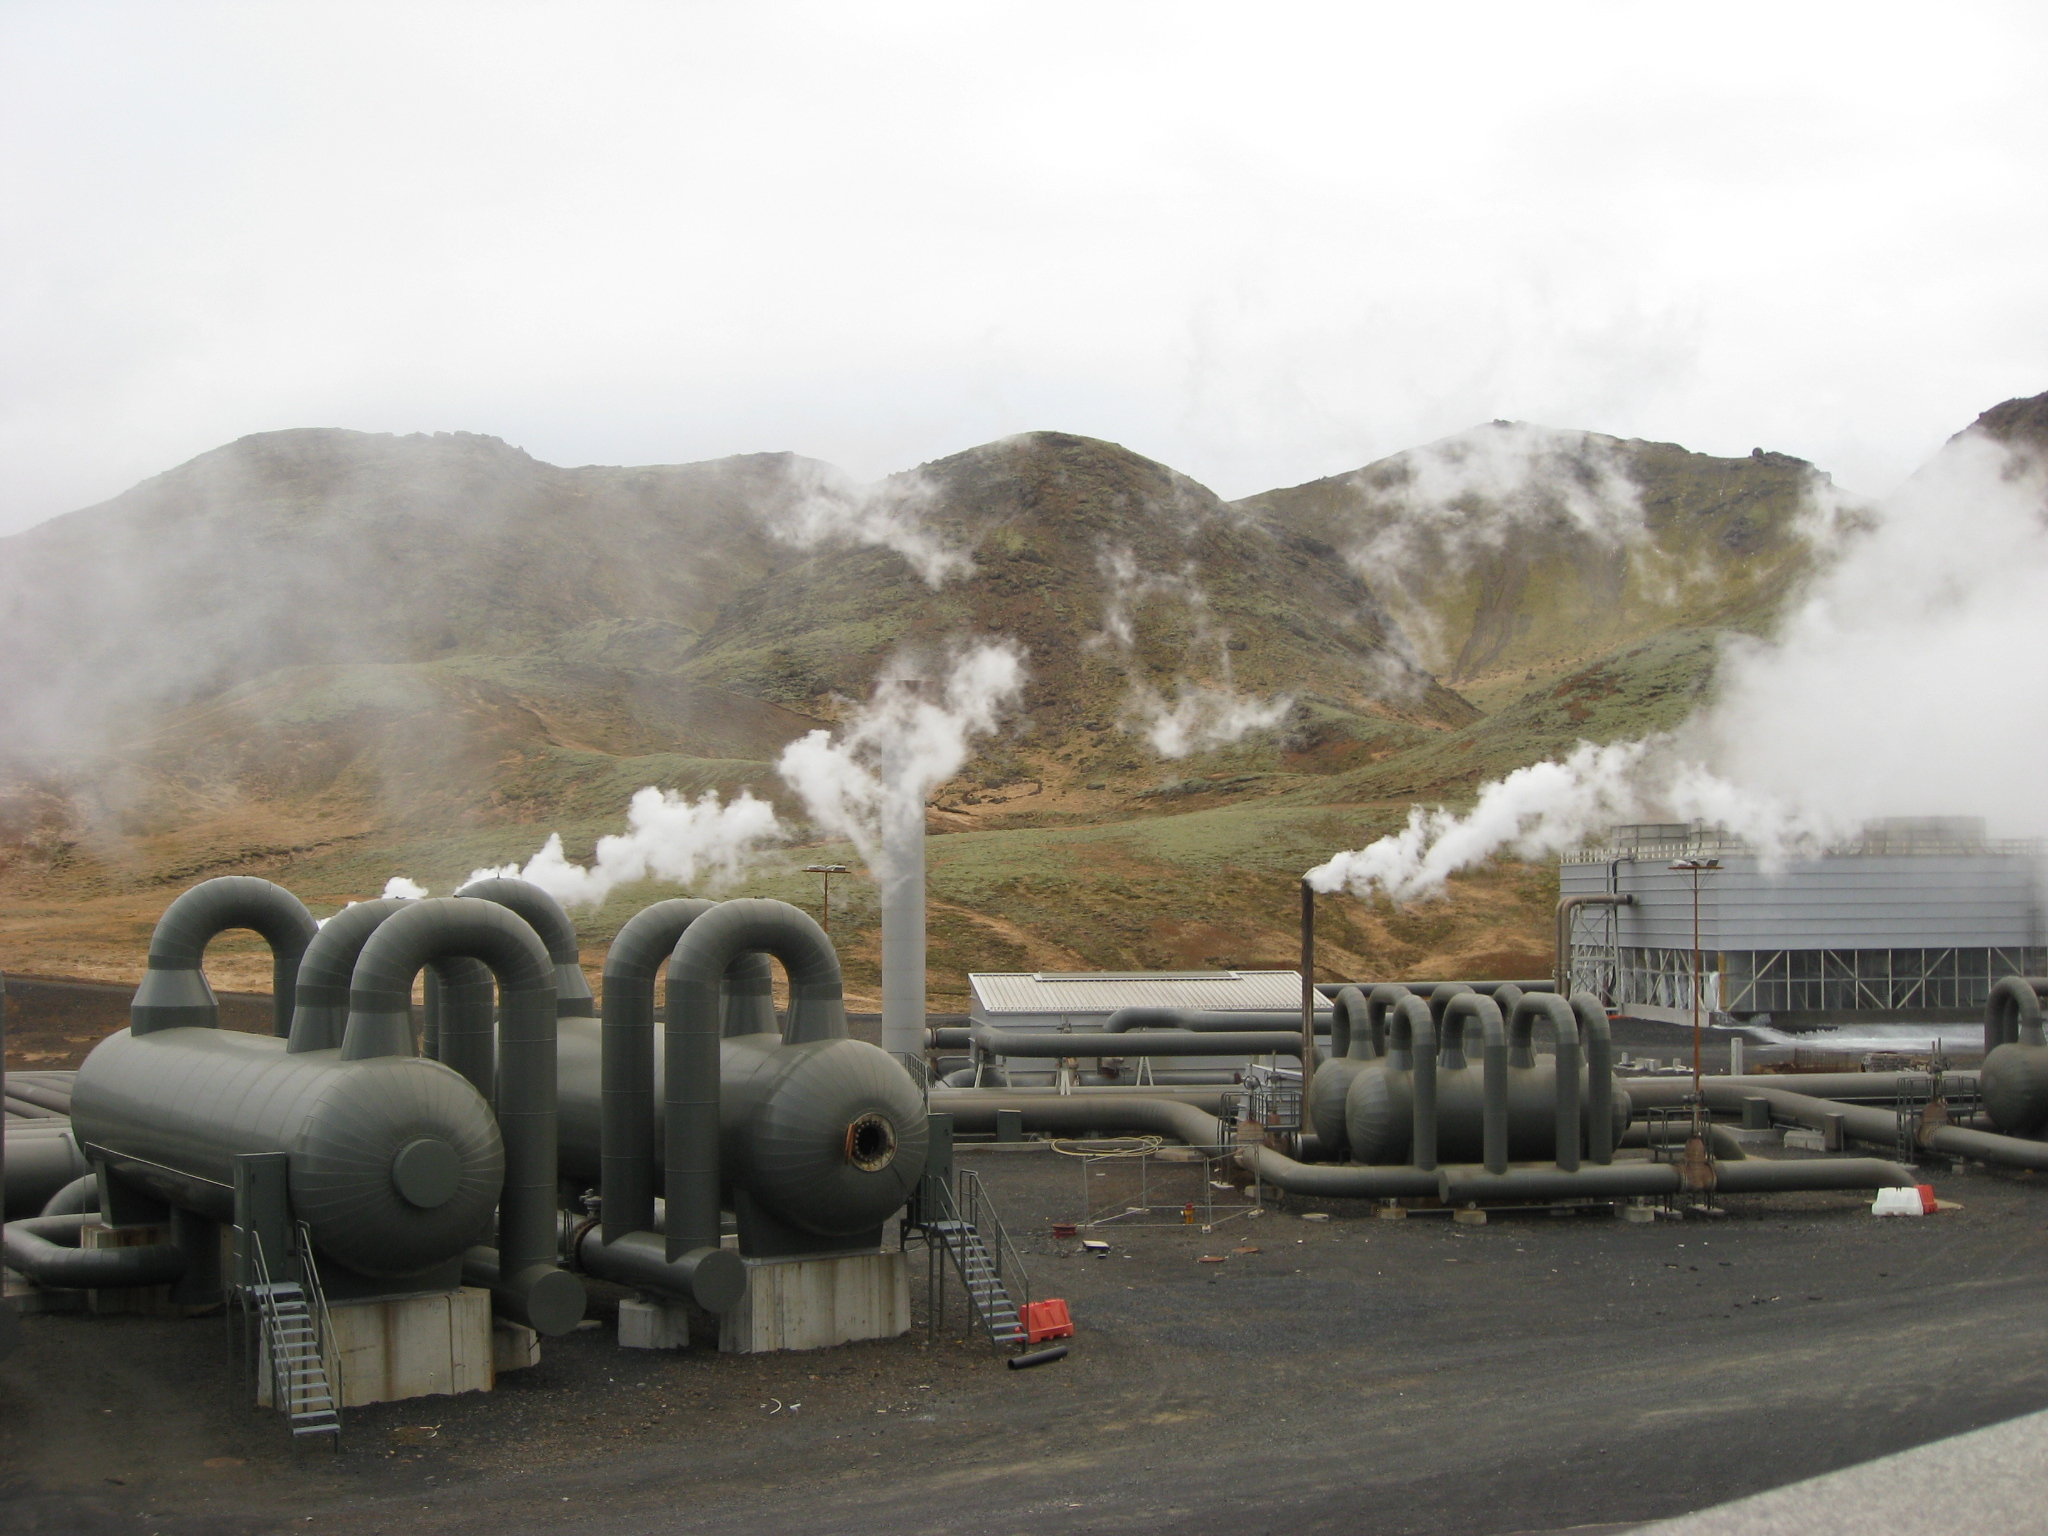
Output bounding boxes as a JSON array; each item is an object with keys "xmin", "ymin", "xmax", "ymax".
[
  {"xmin": 1635, "ymin": 1077, "xmax": 2048, "ymax": 1174},
  {"xmin": 580, "ymin": 897, "xmax": 745, "ymax": 1312},
  {"xmin": 291, "ymin": 898, "xmax": 499, "ymax": 1099},
  {"xmin": 1102, "ymin": 1008, "xmax": 1334, "ymax": 1034},
  {"xmin": 880, "ymin": 801, "xmax": 925, "ymax": 1066},
  {"xmin": 1979, "ymin": 977, "xmax": 2048, "ymax": 1135},
  {"xmin": 928, "ymin": 1091, "xmax": 1438, "ymax": 1197},
  {"xmin": 1316, "ymin": 980, "xmax": 1554, "ymax": 998},
  {"xmin": 0, "ymin": 974, "xmax": 14, "ymax": 1360},
  {"xmin": 2, "ymin": 1124, "xmax": 91, "ymax": 1218},
  {"xmin": 3, "ymin": 1211, "xmax": 185, "ymax": 1290},
  {"xmin": 1511, "ymin": 994, "xmax": 1581, "ymax": 1170},
  {"xmin": 1443, "ymin": 993, "xmax": 1508, "ymax": 1175},
  {"xmin": 341, "ymin": 897, "xmax": 583, "ymax": 1335},
  {"xmin": 969, "ymin": 1025, "xmax": 1316, "ymax": 1061},
  {"xmin": 288, "ymin": 898, "xmax": 411, "ymax": 1052},
  {"xmin": 1438, "ymin": 1157, "xmax": 1914, "ymax": 1205},
  {"xmin": 453, "ymin": 878, "xmax": 597, "ymax": 1020},
  {"xmin": 665, "ymin": 898, "xmax": 848, "ymax": 1261},
  {"xmin": 130, "ymin": 876, "xmax": 318, "ymax": 1038}
]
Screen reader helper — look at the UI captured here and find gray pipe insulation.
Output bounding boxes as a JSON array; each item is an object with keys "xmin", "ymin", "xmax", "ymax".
[
  {"xmin": 586, "ymin": 896, "xmax": 745, "ymax": 1311},
  {"xmin": 4, "ymin": 1072, "xmax": 76, "ymax": 1119},
  {"xmin": 2, "ymin": 1211, "xmax": 185, "ymax": 1290},
  {"xmin": 967, "ymin": 1025, "xmax": 1317, "ymax": 1062},
  {"xmin": 340, "ymin": 896, "xmax": 585, "ymax": 1335},
  {"xmin": 453, "ymin": 878, "xmax": 597, "ymax": 1019},
  {"xmin": 1315, "ymin": 979, "xmax": 1555, "ymax": 999},
  {"xmin": 663, "ymin": 898, "xmax": 841, "ymax": 1260},
  {"xmin": 2, "ymin": 1124, "xmax": 91, "ymax": 1218},
  {"xmin": 0, "ymin": 974, "xmax": 11, "ymax": 1361},
  {"xmin": 931, "ymin": 1088, "xmax": 1915, "ymax": 1204},
  {"xmin": 927, "ymin": 1091, "xmax": 1439, "ymax": 1197},
  {"xmin": 130, "ymin": 877, "xmax": 318, "ymax": 1038},
  {"xmin": 1978, "ymin": 978, "xmax": 2048, "ymax": 1136},
  {"xmin": 1632, "ymin": 1077, "xmax": 2048, "ymax": 1173},
  {"xmin": 1101, "ymin": 1008, "xmax": 1332, "ymax": 1034},
  {"xmin": 1438, "ymin": 1157, "xmax": 1915, "ymax": 1204}
]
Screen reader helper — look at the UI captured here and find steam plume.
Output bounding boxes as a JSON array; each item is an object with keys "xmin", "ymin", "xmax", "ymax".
[
  {"xmin": 458, "ymin": 786, "xmax": 783, "ymax": 908},
  {"xmin": 1309, "ymin": 425, "xmax": 2048, "ymax": 902},
  {"xmin": 777, "ymin": 641, "xmax": 1027, "ymax": 874},
  {"xmin": 769, "ymin": 460, "xmax": 972, "ymax": 587},
  {"xmin": 1091, "ymin": 545, "xmax": 1294, "ymax": 757}
]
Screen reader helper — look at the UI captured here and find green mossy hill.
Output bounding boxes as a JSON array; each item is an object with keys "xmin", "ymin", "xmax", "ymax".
[
  {"xmin": 1236, "ymin": 423, "xmax": 1838, "ymax": 695},
  {"xmin": 675, "ymin": 429, "xmax": 1477, "ymax": 733}
]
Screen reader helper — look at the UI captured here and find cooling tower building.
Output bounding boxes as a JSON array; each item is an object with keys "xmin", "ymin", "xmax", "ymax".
[{"xmin": 1560, "ymin": 819, "xmax": 2048, "ymax": 1027}]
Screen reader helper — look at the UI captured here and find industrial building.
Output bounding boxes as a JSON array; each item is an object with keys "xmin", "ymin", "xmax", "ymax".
[{"xmin": 1560, "ymin": 819, "xmax": 2048, "ymax": 1026}]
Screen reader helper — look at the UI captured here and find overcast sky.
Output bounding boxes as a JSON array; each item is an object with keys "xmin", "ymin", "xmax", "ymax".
[{"xmin": 3, "ymin": 3, "xmax": 2044, "ymax": 536}]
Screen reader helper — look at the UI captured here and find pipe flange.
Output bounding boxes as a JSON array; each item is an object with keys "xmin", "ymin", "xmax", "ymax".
[{"xmin": 844, "ymin": 1113, "xmax": 898, "ymax": 1172}]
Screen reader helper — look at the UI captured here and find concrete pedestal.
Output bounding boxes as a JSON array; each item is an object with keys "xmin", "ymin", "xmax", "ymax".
[
  {"xmin": 260, "ymin": 1286, "xmax": 500, "ymax": 1408},
  {"xmin": 719, "ymin": 1249, "xmax": 910, "ymax": 1354},
  {"xmin": 618, "ymin": 1296, "xmax": 693, "ymax": 1350}
]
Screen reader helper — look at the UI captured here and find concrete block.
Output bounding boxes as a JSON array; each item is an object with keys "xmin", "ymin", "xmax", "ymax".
[
  {"xmin": 719, "ymin": 1249, "xmax": 910, "ymax": 1354},
  {"xmin": 285, "ymin": 1286, "xmax": 496, "ymax": 1408},
  {"xmin": 1784, "ymin": 1128, "xmax": 1827, "ymax": 1152},
  {"xmin": 617, "ymin": 1297, "xmax": 692, "ymax": 1350},
  {"xmin": 1621, "ymin": 1202, "xmax": 1657, "ymax": 1224},
  {"xmin": 1452, "ymin": 1208, "xmax": 1488, "ymax": 1227},
  {"xmin": 493, "ymin": 1319, "xmax": 542, "ymax": 1372}
]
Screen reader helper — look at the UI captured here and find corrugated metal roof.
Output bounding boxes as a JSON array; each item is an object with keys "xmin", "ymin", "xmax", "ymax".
[{"xmin": 970, "ymin": 970, "xmax": 1309, "ymax": 1015}]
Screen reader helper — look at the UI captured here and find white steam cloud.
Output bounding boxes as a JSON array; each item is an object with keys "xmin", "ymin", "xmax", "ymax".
[
  {"xmin": 381, "ymin": 876, "xmax": 428, "ymax": 900},
  {"xmin": 769, "ymin": 460, "xmax": 972, "ymax": 587},
  {"xmin": 1309, "ymin": 426, "xmax": 2048, "ymax": 902},
  {"xmin": 1092, "ymin": 545, "xmax": 1294, "ymax": 757},
  {"xmin": 1128, "ymin": 682, "xmax": 1295, "ymax": 760},
  {"xmin": 777, "ymin": 642, "xmax": 1027, "ymax": 876},
  {"xmin": 450, "ymin": 786, "xmax": 783, "ymax": 909}
]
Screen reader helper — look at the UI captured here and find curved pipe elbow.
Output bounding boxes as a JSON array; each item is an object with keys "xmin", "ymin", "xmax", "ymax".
[
  {"xmin": 454, "ymin": 877, "xmax": 595, "ymax": 1019},
  {"xmin": 132, "ymin": 877, "xmax": 318, "ymax": 1037},
  {"xmin": 4, "ymin": 1212, "xmax": 185, "ymax": 1289}
]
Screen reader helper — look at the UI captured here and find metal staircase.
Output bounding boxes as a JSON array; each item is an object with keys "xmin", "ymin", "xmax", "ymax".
[
  {"xmin": 920, "ymin": 1170, "xmax": 1028, "ymax": 1352},
  {"xmin": 243, "ymin": 1227, "xmax": 340, "ymax": 1447}
]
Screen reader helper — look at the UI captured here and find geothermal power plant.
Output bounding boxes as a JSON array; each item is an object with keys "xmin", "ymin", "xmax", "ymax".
[{"xmin": 10, "ymin": 813, "xmax": 2048, "ymax": 1458}]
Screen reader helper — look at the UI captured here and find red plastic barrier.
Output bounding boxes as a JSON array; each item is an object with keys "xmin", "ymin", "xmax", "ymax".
[
  {"xmin": 1917, "ymin": 1183, "xmax": 1937, "ymax": 1213},
  {"xmin": 1022, "ymin": 1298, "xmax": 1074, "ymax": 1343}
]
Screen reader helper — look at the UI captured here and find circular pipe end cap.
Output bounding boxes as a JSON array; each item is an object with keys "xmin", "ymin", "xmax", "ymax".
[
  {"xmin": 390, "ymin": 1137, "xmax": 463, "ymax": 1209},
  {"xmin": 691, "ymin": 1248, "xmax": 748, "ymax": 1314},
  {"xmin": 519, "ymin": 1267, "xmax": 588, "ymax": 1337},
  {"xmin": 844, "ymin": 1113, "xmax": 898, "ymax": 1172}
]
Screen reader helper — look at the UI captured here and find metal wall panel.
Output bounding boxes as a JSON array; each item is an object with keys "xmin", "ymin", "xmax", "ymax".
[{"xmin": 1561, "ymin": 855, "xmax": 2044, "ymax": 950}]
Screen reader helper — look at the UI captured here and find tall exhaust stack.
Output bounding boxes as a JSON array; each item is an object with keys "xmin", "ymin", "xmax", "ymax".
[
  {"xmin": 879, "ymin": 795, "xmax": 926, "ymax": 1069},
  {"xmin": 879, "ymin": 675, "xmax": 928, "ymax": 1071}
]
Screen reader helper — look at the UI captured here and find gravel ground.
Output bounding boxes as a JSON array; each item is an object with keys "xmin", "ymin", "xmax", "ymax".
[{"xmin": 5, "ymin": 1142, "xmax": 2048, "ymax": 1536}]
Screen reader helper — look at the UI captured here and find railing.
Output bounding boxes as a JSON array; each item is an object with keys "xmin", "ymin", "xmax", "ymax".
[
  {"xmin": 294, "ymin": 1220, "xmax": 340, "ymax": 1422},
  {"xmin": 954, "ymin": 1170, "xmax": 1028, "ymax": 1315}
]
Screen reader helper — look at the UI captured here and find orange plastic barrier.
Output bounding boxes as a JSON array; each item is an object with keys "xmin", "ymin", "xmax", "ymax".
[{"xmin": 1021, "ymin": 1298, "xmax": 1074, "ymax": 1343}]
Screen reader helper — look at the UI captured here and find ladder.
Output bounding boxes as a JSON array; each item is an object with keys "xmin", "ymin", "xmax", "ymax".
[
  {"xmin": 246, "ymin": 1228, "xmax": 341, "ymax": 1446},
  {"xmin": 922, "ymin": 1171, "xmax": 1027, "ymax": 1352}
]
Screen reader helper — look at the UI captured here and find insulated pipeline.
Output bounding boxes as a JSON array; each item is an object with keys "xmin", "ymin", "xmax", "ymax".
[
  {"xmin": 342, "ymin": 897, "xmax": 583, "ymax": 1335},
  {"xmin": 926, "ymin": 1091, "xmax": 1439, "ymax": 1197},
  {"xmin": 2, "ymin": 1211, "xmax": 185, "ymax": 1289},
  {"xmin": 454, "ymin": 878, "xmax": 597, "ymax": 1020},
  {"xmin": 1101, "ymin": 1008, "xmax": 1332, "ymax": 1034},
  {"xmin": 131, "ymin": 877, "xmax": 318, "ymax": 1038},
  {"xmin": 968, "ymin": 1025, "xmax": 1317, "ymax": 1061}
]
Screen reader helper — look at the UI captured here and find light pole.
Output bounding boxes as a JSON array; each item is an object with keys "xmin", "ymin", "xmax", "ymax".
[
  {"xmin": 803, "ymin": 864, "xmax": 851, "ymax": 933},
  {"xmin": 1669, "ymin": 857, "xmax": 1722, "ymax": 1130}
]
